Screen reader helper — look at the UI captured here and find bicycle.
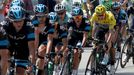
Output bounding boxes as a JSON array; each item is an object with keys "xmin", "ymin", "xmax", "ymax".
[
  {"xmin": 59, "ymin": 45, "xmax": 74, "ymax": 75},
  {"xmin": 120, "ymin": 29, "xmax": 134, "ymax": 68},
  {"xmin": 7, "ymin": 56, "xmax": 36, "ymax": 75},
  {"xmin": 85, "ymin": 39, "xmax": 110, "ymax": 75},
  {"xmin": 43, "ymin": 45, "xmax": 74, "ymax": 75},
  {"xmin": 112, "ymin": 25, "xmax": 123, "ymax": 71}
]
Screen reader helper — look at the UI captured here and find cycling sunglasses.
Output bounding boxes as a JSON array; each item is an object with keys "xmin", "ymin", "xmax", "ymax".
[
  {"xmin": 57, "ymin": 11, "xmax": 65, "ymax": 15},
  {"xmin": 113, "ymin": 7, "xmax": 120, "ymax": 11},
  {"xmin": 73, "ymin": 15, "xmax": 82, "ymax": 20}
]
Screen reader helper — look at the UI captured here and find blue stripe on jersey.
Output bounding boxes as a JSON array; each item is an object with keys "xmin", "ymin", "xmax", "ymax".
[
  {"xmin": 27, "ymin": 33, "xmax": 35, "ymax": 40},
  {"xmin": 48, "ymin": 28, "xmax": 54, "ymax": 34},
  {"xmin": 32, "ymin": 20, "xmax": 39, "ymax": 25},
  {"xmin": 60, "ymin": 32, "xmax": 67, "ymax": 38},
  {"xmin": 85, "ymin": 25, "xmax": 90, "ymax": 31},
  {"xmin": 0, "ymin": 39, "xmax": 9, "ymax": 46}
]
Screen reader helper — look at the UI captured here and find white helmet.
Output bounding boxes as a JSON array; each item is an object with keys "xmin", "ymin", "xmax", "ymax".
[{"xmin": 54, "ymin": 3, "xmax": 66, "ymax": 12}]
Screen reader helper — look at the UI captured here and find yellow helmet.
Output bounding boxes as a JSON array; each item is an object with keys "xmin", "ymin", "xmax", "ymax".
[{"xmin": 95, "ymin": 5, "xmax": 106, "ymax": 15}]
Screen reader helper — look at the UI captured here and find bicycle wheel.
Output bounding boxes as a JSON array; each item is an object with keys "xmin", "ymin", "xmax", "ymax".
[
  {"xmin": 85, "ymin": 52, "xmax": 95, "ymax": 75},
  {"xmin": 120, "ymin": 39, "xmax": 131, "ymax": 68},
  {"xmin": 114, "ymin": 54, "xmax": 120, "ymax": 71}
]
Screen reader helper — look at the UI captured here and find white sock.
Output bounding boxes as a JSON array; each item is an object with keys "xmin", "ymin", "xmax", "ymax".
[{"xmin": 72, "ymin": 69, "xmax": 78, "ymax": 75}]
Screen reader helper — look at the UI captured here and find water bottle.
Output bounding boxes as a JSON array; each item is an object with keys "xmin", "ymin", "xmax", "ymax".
[{"xmin": 48, "ymin": 61, "xmax": 54, "ymax": 75}]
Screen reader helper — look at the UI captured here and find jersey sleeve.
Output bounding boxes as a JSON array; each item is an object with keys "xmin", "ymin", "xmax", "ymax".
[
  {"xmin": 90, "ymin": 13, "xmax": 97, "ymax": 27},
  {"xmin": 31, "ymin": 17, "xmax": 39, "ymax": 27},
  {"xmin": 0, "ymin": 26, "xmax": 9, "ymax": 49},
  {"xmin": 47, "ymin": 26, "xmax": 55, "ymax": 34},
  {"xmin": 109, "ymin": 13, "xmax": 116, "ymax": 30},
  {"xmin": 84, "ymin": 23, "xmax": 91, "ymax": 32},
  {"xmin": 27, "ymin": 26, "xmax": 35, "ymax": 41}
]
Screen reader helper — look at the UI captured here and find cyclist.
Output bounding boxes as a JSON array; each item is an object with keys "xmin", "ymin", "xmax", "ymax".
[
  {"xmin": 32, "ymin": 4, "xmax": 54, "ymax": 75},
  {"xmin": 111, "ymin": 1, "xmax": 128, "ymax": 57},
  {"xmin": 54, "ymin": 3, "xmax": 69, "ymax": 66},
  {"xmin": 127, "ymin": 0, "xmax": 134, "ymax": 63},
  {"xmin": 68, "ymin": 7, "xmax": 90, "ymax": 75},
  {"xmin": 90, "ymin": 4, "xmax": 116, "ymax": 74},
  {"xmin": 1, "ymin": 6, "xmax": 35, "ymax": 75},
  {"xmin": 33, "ymin": 4, "xmax": 54, "ymax": 75}
]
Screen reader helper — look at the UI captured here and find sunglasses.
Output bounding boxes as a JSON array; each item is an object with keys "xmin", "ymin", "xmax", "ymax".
[
  {"xmin": 113, "ymin": 7, "xmax": 120, "ymax": 11},
  {"xmin": 73, "ymin": 15, "xmax": 82, "ymax": 20},
  {"xmin": 57, "ymin": 11, "xmax": 64, "ymax": 15}
]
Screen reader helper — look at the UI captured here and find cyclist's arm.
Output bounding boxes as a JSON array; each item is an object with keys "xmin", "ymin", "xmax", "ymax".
[
  {"xmin": 107, "ymin": 13, "xmax": 116, "ymax": 43},
  {"xmin": 90, "ymin": 13, "xmax": 97, "ymax": 38},
  {"xmin": 46, "ymin": 27, "xmax": 54, "ymax": 54},
  {"xmin": 32, "ymin": 18, "xmax": 39, "ymax": 51},
  {"xmin": 82, "ymin": 31, "xmax": 88, "ymax": 47},
  {"xmin": 28, "ymin": 27, "xmax": 36, "ymax": 64},
  {"xmin": 61, "ymin": 38, "xmax": 68, "ymax": 51},
  {"xmin": 34, "ymin": 27, "xmax": 39, "ymax": 52},
  {"xmin": 82, "ymin": 23, "xmax": 91, "ymax": 47}
]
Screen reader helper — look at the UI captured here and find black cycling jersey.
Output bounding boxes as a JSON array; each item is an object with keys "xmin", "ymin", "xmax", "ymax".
[
  {"xmin": 0, "ymin": 25, "xmax": 9, "ymax": 49},
  {"xmin": 67, "ymin": 18, "xmax": 90, "ymax": 46},
  {"xmin": 1, "ymin": 19, "xmax": 35, "ymax": 60},
  {"xmin": 32, "ymin": 17, "xmax": 55, "ymax": 46}
]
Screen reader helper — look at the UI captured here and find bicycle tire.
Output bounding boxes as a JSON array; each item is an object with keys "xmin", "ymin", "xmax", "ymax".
[
  {"xmin": 59, "ymin": 52, "xmax": 72, "ymax": 75},
  {"xmin": 114, "ymin": 55, "xmax": 120, "ymax": 71},
  {"xmin": 120, "ymin": 39, "xmax": 131, "ymax": 68}
]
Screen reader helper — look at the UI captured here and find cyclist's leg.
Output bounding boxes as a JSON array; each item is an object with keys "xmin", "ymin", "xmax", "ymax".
[
  {"xmin": 54, "ymin": 41, "xmax": 63, "ymax": 64},
  {"xmin": 68, "ymin": 37, "xmax": 80, "ymax": 74},
  {"xmin": 0, "ymin": 49, "xmax": 9, "ymax": 75},
  {"xmin": 16, "ymin": 67, "xmax": 25, "ymax": 75},
  {"xmin": 61, "ymin": 37, "xmax": 68, "ymax": 62},
  {"xmin": 36, "ymin": 43, "xmax": 47, "ymax": 75}
]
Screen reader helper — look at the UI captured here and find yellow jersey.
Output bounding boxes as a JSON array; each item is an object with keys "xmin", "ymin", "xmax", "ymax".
[{"xmin": 90, "ymin": 11, "xmax": 116, "ymax": 30}]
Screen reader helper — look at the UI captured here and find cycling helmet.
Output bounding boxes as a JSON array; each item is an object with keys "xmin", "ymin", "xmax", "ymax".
[
  {"xmin": 72, "ymin": 7, "xmax": 83, "ymax": 16},
  {"xmin": 112, "ymin": 1, "xmax": 121, "ymax": 9},
  {"xmin": 10, "ymin": 0, "xmax": 25, "ymax": 8},
  {"xmin": 48, "ymin": 12, "xmax": 58, "ymax": 24},
  {"xmin": 95, "ymin": 5, "xmax": 106, "ymax": 15},
  {"xmin": 54, "ymin": 3, "xmax": 66, "ymax": 12},
  {"xmin": 72, "ymin": 2, "xmax": 82, "ymax": 8},
  {"xmin": 34, "ymin": 4, "xmax": 48, "ymax": 16},
  {"xmin": 8, "ymin": 6, "xmax": 25, "ymax": 21}
]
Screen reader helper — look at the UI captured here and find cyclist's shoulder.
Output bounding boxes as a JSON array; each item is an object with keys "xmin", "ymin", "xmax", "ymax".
[{"xmin": 106, "ymin": 11, "xmax": 115, "ymax": 18}]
